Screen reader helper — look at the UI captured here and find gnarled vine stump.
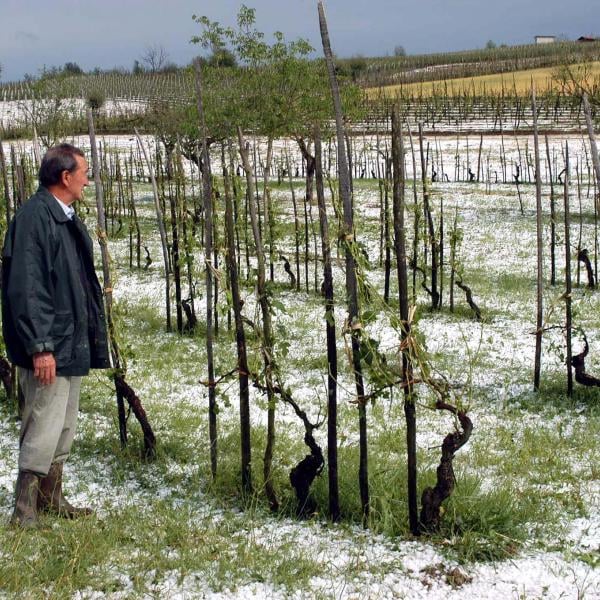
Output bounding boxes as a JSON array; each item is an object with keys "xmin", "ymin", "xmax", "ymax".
[
  {"xmin": 572, "ymin": 335, "xmax": 600, "ymax": 387},
  {"xmin": 420, "ymin": 401, "xmax": 473, "ymax": 531}
]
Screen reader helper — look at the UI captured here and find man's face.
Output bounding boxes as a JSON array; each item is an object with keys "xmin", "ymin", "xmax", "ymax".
[{"xmin": 63, "ymin": 155, "xmax": 89, "ymax": 203}]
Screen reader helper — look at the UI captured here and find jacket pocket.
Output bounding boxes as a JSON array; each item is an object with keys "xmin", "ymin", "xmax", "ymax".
[{"xmin": 51, "ymin": 311, "xmax": 75, "ymax": 364}]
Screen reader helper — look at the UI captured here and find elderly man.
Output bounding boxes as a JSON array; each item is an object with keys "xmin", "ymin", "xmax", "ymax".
[{"xmin": 2, "ymin": 143, "xmax": 109, "ymax": 528}]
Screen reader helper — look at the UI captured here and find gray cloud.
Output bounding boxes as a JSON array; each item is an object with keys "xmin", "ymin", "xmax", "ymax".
[
  {"xmin": 14, "ymin": 31, "xmax": 40, "ymax": 43},
  {"xmin": 0, "ymin": 0, "xmax": 598, "ymax": 82}
]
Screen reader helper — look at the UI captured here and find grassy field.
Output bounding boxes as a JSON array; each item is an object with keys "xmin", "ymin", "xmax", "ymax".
[
  {"xmin": 366, "ymin": 61, "xmax": 600, "ymax": 97},
  {"xmin": 0, "ymin": 135, "xmax": 599, "ymax": 598}
]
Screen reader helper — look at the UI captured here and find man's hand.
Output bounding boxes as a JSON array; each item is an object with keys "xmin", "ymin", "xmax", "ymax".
[{"xmin": 33, "ymin": 352, "xmax": 56, "ymax": 386}]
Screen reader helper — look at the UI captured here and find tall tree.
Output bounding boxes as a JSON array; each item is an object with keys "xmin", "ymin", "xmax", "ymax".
[{"xmin": 141, "ymin": 44, "xmax": 169, "ymax": 73}]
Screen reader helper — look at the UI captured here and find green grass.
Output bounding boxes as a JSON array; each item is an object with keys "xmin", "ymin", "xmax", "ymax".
[
  {"xmin": 0, "ymin": 501, "xmax": 329, "ymax": 597},
  {"xmin": 0, "ymin": 293, "xmax": 592, "ymax": 594}
]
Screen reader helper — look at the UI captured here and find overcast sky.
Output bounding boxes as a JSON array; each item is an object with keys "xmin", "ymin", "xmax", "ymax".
[{"xmin": 0, "ymin": 0, "xmax": 598, "ymax": 82}]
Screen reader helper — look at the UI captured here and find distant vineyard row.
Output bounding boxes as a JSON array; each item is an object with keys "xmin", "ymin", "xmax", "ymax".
[
  {"xmin": 0, "ymin": 64, "xmax": 598, "ymax": 140},
  {"xmin": 2, "ymin": 41, "xmax": 600, "ymax": 101},
  {"xmin": 349, "ymin": 41, "xmax": 600, "ymax": 86}
]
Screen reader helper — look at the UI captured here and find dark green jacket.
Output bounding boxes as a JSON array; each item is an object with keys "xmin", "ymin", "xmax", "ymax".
[{"xmin": 1, "ymin": 186, "xmax": 110, "ymax": 376}]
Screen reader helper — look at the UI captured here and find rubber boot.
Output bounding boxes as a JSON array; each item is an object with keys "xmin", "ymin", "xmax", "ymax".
[
  {"xmin": 38, "ymin": 462, "xmax": 93, "ymax": 519},
  {"xmin": 10, "ymin": 471, "xmax": 39, "ymax": 528}
]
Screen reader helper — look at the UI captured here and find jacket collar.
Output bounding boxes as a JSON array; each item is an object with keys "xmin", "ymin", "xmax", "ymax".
[{"xmin": 36, "ymin": 186, "xmax": 72, "ymax": 223}]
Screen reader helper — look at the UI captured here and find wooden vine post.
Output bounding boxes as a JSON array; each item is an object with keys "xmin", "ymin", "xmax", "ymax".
[
  {"xmin": 134, "ymin": 130, "xmax": 172, "ymax": 333},
  {"xmin": 391, "ymin": 107, "xmax": 419, "ymax": 535},
  {"xmin": 262, "ymin": 138, "xmax": 275, "ymax": 282},
  {"xmin": 314, "ymin": 125, "xmax": 340, "ymax": 522},
  {"xmin": 166, "ymin": 154, "xmax": 183, "ymax": 333},
  {"xmin": 88, "ymin": 110, "xmax": 156, "ymax": 457},
  {"xmin": 222, "ymin": 142, "xmax": 252, "ymax": 494},
  {"xmin": 237, "ymin": 126, "xmax": 279, "ymax": 511},
  {"xmin": 545, "ymin": 135, "xmax": 557, "ymax": 286},
  {"xmin": 419, "ymin": 123, "xmax": 439, "ymax": 309},
  {"xmin": 532, "ymin": 84, "xmax": 544, "ymax": 391},
  {"xmin": 564, "ymin": 143, "xmax": 573, "ymax": 397},
  {"xmin": 0, "ymin": 139, "xmax": 14, "ymax": 402},
  {"xmin": 318, "ymin": 0, "xmax": 369, "ymax": 521},
  {"xmin": 0, "ymin": 141, "xmax": 11, "ymax": 227},
  {"xmin": 194, "ymin": 59, "xmax": 218, "ymax": 480},
  {"xmin": 285, "ymin": 149, "xmax": 301, "ymax": 290},
  {"xmin": 583, "ymin": 94, "xmax": 600, "ymax": 216},
  {"xmin": 406, "ymin": 123, "xmax": 420, "ymax": 303}
]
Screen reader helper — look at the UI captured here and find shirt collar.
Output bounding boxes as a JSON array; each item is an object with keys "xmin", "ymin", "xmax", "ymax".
[{"xmin": 52, "ymin": 194, "xmax": 75, "ymax": 220}]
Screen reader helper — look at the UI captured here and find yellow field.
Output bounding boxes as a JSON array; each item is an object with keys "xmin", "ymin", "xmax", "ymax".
[{"xmin": 366, "ymin": 61, "xmax": 600, "ymax": 98}]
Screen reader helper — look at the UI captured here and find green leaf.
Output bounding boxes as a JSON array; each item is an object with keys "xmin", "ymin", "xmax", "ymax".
[{"xmin": 271, "ymin": 298, "xmax": 287, "ymax": 314}]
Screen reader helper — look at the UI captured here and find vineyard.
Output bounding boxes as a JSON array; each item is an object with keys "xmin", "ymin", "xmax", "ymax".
[
  {"xmin": 354, "ymin": 40, "xmax": 600, "ymax": 87},
  {"xmin": 0, "ymin": 5, "xmax": 600, "ymax": 599}
]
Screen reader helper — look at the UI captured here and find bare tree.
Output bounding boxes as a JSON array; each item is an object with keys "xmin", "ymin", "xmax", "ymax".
[{"xmin": 141, "ymin": 44, "xmax": 169, "ymax": 73}]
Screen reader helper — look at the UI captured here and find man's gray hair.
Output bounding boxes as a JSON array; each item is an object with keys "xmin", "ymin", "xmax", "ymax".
[{"xmin": 39, "ymin": 144, "xmax": 85, "ymax": 187}]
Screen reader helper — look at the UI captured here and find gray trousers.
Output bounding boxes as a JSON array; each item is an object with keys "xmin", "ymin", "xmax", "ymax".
[{"xmin": 17, "ymin": 367, "xmax": 82, "ymax": 476}]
